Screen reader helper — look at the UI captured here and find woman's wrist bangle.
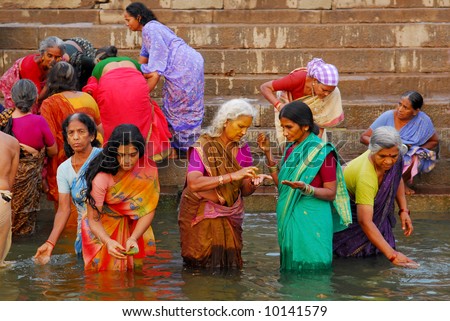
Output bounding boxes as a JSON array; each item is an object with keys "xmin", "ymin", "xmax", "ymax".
[
  {"xmin": 268, "ymin": 165, "xmax": 278, "ymax": 174},
  {"xmin": 389, "ymin": 251, "xmax": 398, "ymax": 262},
  {"xmin": 398, "ymin": 209, "xmax": 410, "ymax": 216},
  {"xmin": 273, "ymin": 101, "xmax": 281, "ymax": 110},
  {"xmin": 46, "ymin": 240, "xmax": 55, "ymax": 248},
  {"xmin": 227, "ymin": 173, "xmax": 233, "ymax": 183},
  {"xmin": 302, "ymin": 184, "xmax": 315, "ymax": 196},
  {"xmin": 218, "ymin": 175, "xmax": 224, "ymax": 186}
]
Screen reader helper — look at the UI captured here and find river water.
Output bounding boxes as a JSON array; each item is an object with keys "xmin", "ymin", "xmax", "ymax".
[{"xmin": 0, "ymin": 210, "xmax": 448, "ymax": 301}]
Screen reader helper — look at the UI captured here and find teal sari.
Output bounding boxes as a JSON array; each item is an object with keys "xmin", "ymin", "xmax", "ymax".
[{"xmin": 276, "ymin": 133, "xmax": 351, "ymax": 271}]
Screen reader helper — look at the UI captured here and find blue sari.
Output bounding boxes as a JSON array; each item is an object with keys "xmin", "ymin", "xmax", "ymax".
[
  {"xmin": 370, "ymin": 110, "xmax": 437, "ymax": 178},
  {"xmin": 70, "ymin": 147, "xmax": 102, "ymax": 254}
]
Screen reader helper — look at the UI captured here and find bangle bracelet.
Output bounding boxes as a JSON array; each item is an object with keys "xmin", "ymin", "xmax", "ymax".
[
  {"xmin": 228, "ymin": 173, "xmax": 233, "ymax": 183},
  {"xmin": 46, "ymin": 240, "xmax": 55, "ymax": 247},
  {"xmin": 274, "ymin": 101, "xmax": 281, "ymax": 110},
  {"xmin": 218, "ymin": 175, "xmax": 224, "ymax": 186},
  {"xmin": 389, "ymin": 251, "xmax": 398, "ymax": 262},
  {"xmin": 398, "ymin": 209, "xmax": 410, "ymax": 216},
  {"xmin": 268, "ymin": 165, "xmax": 278, "ymax": 174}
]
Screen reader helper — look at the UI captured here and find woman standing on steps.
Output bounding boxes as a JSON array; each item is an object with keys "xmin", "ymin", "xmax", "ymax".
[
  {"xmin": 0, "ymin": 36, "xmax": 66, "ymax": 112},
  {"xmin": 260, "ymin": 57, "xmax": 344, "ymax": 147},
  {"xmin": 124, "ymin": 2, "xmax": 205, "ymax": 159},
  {"xmin": 360, "ymin": 91, "xmax": 439, "ymax": 195}
]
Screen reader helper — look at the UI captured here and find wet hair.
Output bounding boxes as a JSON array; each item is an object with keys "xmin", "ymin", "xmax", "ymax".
[
  {"xmin": 95, "ymin": 45, "xmax": 118, "ymax": 61},
  {"xmin": 46, "ymin": 61, "xmax": 78, "ymax": 96},
  {"xmin": 62, "ymin": 113, "xmax": 101, "ymax": 158},
  {"xmin": 85, "ymin": 124, "xmax": 145, "ymax": 213},
  {"xmin": 279, "ymin": 100, "xmax": 319, "ymax": 135},
  {"xmin": 369, "ymin": 126, "xmax": 404, "ymax": 154},
  {"xmin": 202, "ymin": 98, "xmax": 257, "ymax": 138},
  {"xmin": 11, "ymin": 79, "xmax": 38, "ymax": 113},
  {"xmin": 125, "ymin": 2, "xmax": 158, "ymax": 25},
  {"xmin": 401, "ymin": 90, "xmax": 424, "ymax": 110},
  {"xmin": 38, "ymin": 36, "xmax": 66, "ymax": 56}
]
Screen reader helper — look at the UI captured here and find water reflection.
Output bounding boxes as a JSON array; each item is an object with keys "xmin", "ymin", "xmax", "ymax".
[{"xmin": 0, "ymin": 210, "xmax": 448, "ymax": 301}]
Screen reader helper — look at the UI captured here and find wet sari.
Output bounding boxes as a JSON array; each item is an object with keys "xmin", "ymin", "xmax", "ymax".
[
  {"xmin": 62, "ymin": 147, "xmax": 102, "ymax": 255},
  {"xmin": 82, "ymin": 157, "xmax": 159, "ymax": 271},
  {"xmin": 178, "ymin": 135, "xmax": 248, "ymax": 269},
  {"xmin": 11, "ymin": 149, "xmax": 46, "ymax": 235},
  {"xmin": 333, "ymin": 156, "xmax": 403, "ymax": 257},
  {"xmin": 276, "ymin": 133, "xmax": 351, "ymax": 271}
]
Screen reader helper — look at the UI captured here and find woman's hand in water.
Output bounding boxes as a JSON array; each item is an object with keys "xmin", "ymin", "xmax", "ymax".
[{"xmin": 34, "ymin": 242, "xmax": 54, "ymax": 265}]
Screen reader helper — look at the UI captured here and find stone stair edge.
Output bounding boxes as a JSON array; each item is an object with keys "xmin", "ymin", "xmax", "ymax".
[
  {"xmin": 1, "ymin": 7, "xmax": 450, "ymax": 24},
  {"xmin": 201, "ymin": 95, "xmax": 450, "ymax": 106},
  {"xmin": 1, "ymin": 21, "xmax": 449, "ymax": 27}
]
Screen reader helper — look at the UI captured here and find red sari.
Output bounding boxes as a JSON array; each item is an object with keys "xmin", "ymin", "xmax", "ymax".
[{"xmin": 83, "ymin": 68, "xmax": 171, "ymax": 160}]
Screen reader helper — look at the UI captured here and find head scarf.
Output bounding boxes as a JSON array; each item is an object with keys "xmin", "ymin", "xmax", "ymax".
[{"xmin": 307, "ymin": 58, "xmax": 339, "ymax": 86}]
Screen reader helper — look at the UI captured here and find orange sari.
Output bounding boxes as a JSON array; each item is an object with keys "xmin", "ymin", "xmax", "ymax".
[
  {"xmin": 82, "ymin": 157, "xmax": 159, "ymax": 271},
  {"xmin": 40, "ymin": 94, "xmax": 75, "ymax": 202}
]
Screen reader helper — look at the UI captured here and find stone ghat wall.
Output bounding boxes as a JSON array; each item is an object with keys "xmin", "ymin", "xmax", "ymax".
[{"xmin": 1, "ymin": 0, "xmax": 449, "ymax": 196}]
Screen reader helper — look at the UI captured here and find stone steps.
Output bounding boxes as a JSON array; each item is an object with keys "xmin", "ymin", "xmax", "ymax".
[
  {"xmin": 1, "ymin": 22, "xmax": 448, "ymax": 49},
  {"xmin": 200, "ymin": 95, "xmax": 449, "ymax": 129},
  {"xmin": 153, "ymin": 186, "xmax": 450, "ymax": 215},
  {"xmin": 38, "ymin": 185, "xmax": 449, "ymax": 215},
  {"xmin": 2, "ymin": 7, "xmax": 450, "ymax": 24},
  {"xmin": 2, "ymin": 1, "xmax": 449, "ymax": 214}
]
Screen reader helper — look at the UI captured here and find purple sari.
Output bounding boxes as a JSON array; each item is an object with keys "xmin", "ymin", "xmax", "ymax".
[{"xmin": 333, "ymin": 157, "xmax": 402, "ymax": 257}]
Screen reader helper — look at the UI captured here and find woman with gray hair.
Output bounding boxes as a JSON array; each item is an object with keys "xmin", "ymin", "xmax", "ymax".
[
  {"xmin": 178, "ymin": 98, "xmax": 271, "ymax": 269},
  {"xmin": 0, "ymin": 36, "xmax": 65, "ymax": 111},
  {"xmin": 0, "ymin": 79, "xmax": 57, "ymax": 235},
  {"xmin": 333, "ymin": 126, "xmax": 419, "ymax": 268}
]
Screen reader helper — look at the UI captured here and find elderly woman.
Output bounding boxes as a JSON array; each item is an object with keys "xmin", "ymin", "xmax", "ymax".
[
  {"xmin": 0, "ymin": 79, "xmax": 57, "ymax": 235},
  {"xmin": 260, "ymin": 57, "xmax": 344, "ymax": 145},
  {"xmin": 360, "ymin": 91, "xmax": 439, "ymax": 195},
  {"xmin": 334, "ymin": 126, "xmax": 419, "ymax": 268},
  {"xmin": 257, "ymin": 101, "xmax": 351, "ymax": 271},
  {"xmin": 178, "ymin": 99, "xmax": 271, "ymax": 269},
  {"xmin": 0, "ymin": 36, "xmax": 65, "ymax": 112}
]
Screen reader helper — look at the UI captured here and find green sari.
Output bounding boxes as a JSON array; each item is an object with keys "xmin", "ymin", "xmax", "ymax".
[{"xmin": 276, "ymin": 133, "xmax": 351, "ymax": 271}]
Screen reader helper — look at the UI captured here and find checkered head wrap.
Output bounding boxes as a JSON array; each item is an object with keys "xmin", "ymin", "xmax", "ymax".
[{"xmin": 307, "ymin": 58, "xmax": 339, "ymax": 86}]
